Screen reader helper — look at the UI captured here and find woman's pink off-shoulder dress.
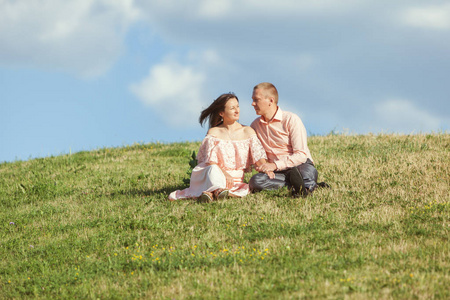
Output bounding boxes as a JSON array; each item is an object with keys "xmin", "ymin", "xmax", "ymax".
[{"xmin": 169, "ymin": 135, "xmax": 267, "ymax": 200}]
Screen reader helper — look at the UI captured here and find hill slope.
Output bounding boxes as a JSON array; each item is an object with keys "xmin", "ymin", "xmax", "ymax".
[{"xmin": 1, "ymin": 134, "xmax": 449, "ymax": 299}]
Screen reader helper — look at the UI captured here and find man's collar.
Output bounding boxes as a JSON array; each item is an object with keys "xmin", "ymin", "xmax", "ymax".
[
  {"xmin": 261, "ymin": 106, "xmax": 282, "ymax": 124},
  {"xmin": 272, "ymin": 106, "xmax": 283, "ymax": 121}
]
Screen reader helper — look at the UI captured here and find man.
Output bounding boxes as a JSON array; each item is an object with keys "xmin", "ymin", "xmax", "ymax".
[{"xmin": 249, "ymin": 82, "xmax": 326, "ymax": 197}]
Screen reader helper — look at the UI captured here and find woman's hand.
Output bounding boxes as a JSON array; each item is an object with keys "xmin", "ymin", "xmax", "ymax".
[{"xmin": 222, "ymin": 169, "xmax": 234, "ymax": 189}]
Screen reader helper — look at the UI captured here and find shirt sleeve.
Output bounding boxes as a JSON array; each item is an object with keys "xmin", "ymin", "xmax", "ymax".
[
  {"xmin": 196, "ymin": 135, "xmax": 219, "ymax": 165},
  {"xmin": 273, "ymin": 114, "xmax": 309, "ymax": 170}
]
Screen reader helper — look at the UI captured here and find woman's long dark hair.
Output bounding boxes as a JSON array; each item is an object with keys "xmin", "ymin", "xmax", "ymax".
[{"xmin": 199, "ymin": 93, "xmax": 238, "ymax": 128}]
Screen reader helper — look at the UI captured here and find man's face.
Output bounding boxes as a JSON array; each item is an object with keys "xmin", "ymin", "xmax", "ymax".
[{"xmin": 252, "ymin": 88, "xmax": 271, "ymax": 116}]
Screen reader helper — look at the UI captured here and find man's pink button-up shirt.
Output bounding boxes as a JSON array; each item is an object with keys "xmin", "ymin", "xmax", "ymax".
[{"xmin": 250, "ymin": 107, "xmax": 313, "ymax": 171}]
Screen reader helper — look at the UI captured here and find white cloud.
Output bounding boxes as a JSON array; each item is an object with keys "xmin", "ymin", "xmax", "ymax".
[
  {"xmin": 136, "ymin": 0, "xmax": 361, "ymax": 25},
  {"xmin": 374, "ymin": 99, "xmax": 443, "ymax": 133},
  {"xmin": 198, "ymin": 0, "xmax": 232, "ymax": 19},
  {"xmin": 401, "ymin": 3, "xmax": 450, "ymax": 30},
  {"xmin": 241, "ymin": 0, "xmax": 360, "ymax": 16},
  {"xmin": 0, "ymin": 0, "xmax": 140, "ymax": 77},
  {"xmin": 129, "ymin": 58, "xmax": 207, "ymax": 127}
]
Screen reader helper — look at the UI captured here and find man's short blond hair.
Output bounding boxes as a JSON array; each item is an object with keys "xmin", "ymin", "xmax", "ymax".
[{"xmin": 254, "ymin": 82, "xmax": 278, "ymax": 104}]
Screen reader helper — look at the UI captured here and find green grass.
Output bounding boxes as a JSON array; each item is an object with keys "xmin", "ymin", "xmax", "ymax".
[{"xmin": 1, "ymin": 134, "xmax": 449, "ymax": 299}]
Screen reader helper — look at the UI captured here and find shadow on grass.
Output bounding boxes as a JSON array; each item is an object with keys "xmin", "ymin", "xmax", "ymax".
[{"xmin": 108, "ymin": 184, "xmax": 188, "ymax": 201}]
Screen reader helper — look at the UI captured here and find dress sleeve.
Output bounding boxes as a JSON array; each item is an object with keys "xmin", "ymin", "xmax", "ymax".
[
  {"xmin": 249, "ymin": 135, "xmax": 267, "ymax": 164},
  {"xmin": 196, "ymin": 135, "xmax": 220, "ymax": 165}
]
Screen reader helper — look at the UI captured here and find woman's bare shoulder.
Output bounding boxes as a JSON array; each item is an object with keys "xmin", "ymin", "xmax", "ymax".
[
  {"xmin": 207, "ymin": 127, "xmax": 219, "ymax": 135},
  {"xmin": 207, "ymin": 127, "xmax": 227, "ymax": 139},
  {"xmin": 242, "ymin": 126, "xmax": 257, "ymax": 137}
]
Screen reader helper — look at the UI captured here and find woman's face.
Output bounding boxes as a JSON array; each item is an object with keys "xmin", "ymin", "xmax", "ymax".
[{"xmin": 220, "ymin": 97, "xmax": 240, "ymax": 122}]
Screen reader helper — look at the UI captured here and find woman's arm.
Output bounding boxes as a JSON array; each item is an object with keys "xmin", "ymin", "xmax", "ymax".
[{"xmin": 221, "ymin": 169, "xmax": 234, "ymax": 190}]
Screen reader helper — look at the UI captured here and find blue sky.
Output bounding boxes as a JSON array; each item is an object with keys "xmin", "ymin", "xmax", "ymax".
[{"xmin": 1, "ymin": 0, "xmax": 449, "ymax": 163}]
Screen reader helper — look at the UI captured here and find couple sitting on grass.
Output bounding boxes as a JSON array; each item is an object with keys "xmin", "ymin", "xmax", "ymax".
[{"xmin": 168, "ymin": 82, "xmax": 328, "ymax": 202}]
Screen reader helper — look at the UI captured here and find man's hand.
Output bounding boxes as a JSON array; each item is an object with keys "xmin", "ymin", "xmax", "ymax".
[
  {"xmin": 266, "ymin": 171, "xmax": 275, "ymax": 179},
  {"xmin": 256, "ymin": 162, "xmax": 277, "ymax": 173}
]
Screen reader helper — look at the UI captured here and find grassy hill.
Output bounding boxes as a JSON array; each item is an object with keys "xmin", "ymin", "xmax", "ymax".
[{"xmin": 1, "ymin": 134, "xmax": 449, "ymax": 299}]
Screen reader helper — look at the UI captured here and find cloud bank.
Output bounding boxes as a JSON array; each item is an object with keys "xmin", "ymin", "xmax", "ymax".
[
  {"xmin": 0, "ymin": 0, "xmax": 140, "ymax": 77},
  {"xmin": 1, "ymin": 0, "xmax": 448, "ymax": 134}
]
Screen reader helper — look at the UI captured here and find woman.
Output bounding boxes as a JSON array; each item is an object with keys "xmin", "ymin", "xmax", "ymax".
[{"xmin": 168, "ymin": 93, "xmax": 274, "ymax": 202}]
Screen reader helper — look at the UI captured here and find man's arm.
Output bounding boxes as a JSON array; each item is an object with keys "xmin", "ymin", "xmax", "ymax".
[{"xmin": 273, "ymin": 114, "xmax": 309, "ymax": 170}]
